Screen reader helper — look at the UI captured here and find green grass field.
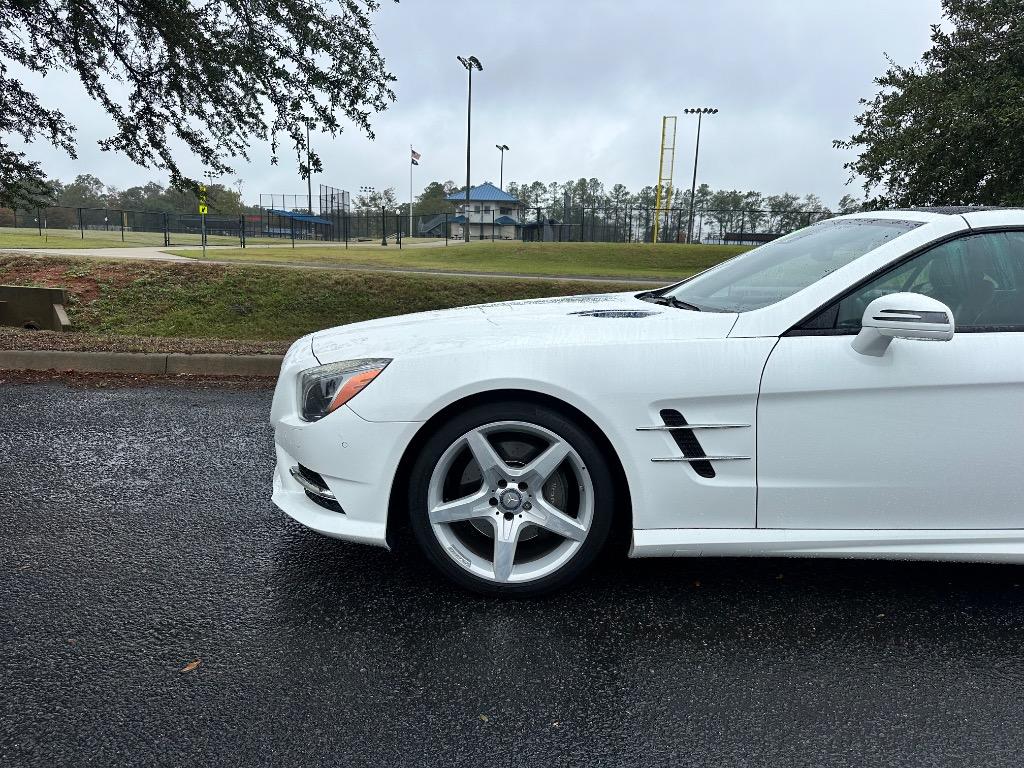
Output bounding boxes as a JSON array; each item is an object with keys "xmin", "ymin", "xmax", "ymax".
[
  {"xmin": 0, "ymin": 226, "xmax": 249, "ymax": 249},
  {"xmin": 0, "ymin": 227, "xmax": 449, "ymax": 250},
  {"xmin": 173, "ymin": 241, "xmax": 749, "ymax": 281},
  {"xmin": 0, "ymin": 254, "xmax": 649, "ymax": 341},
  {"xmin": 0, "ymin": 227, "xmax": 149, "ymax": 248}
]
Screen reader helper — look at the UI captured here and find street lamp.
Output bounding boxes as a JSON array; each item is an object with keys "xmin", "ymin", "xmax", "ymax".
[
  {"xmin": 683, "ymin": 107, "xmax": 718, "ymax": 244},
  {"xmin": 495, "ymin": 144, "xmax": 509, "ymax": 191},
  {"xmin": 458, "ymin": 55, "xmax": 483, "ymax": 242}
]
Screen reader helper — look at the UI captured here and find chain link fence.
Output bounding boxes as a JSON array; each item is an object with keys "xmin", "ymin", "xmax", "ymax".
[
  {"xmin": 514, "ymin": 206, "xmax": 835, "ymax": 244},
  {"xmin": 0, "ymin": 206, "xmax": 250, "ymax": 247},
  {"xmin": 409, "ymin": 206, "xmax": 834, "ymax": 244},
  {"xmin": 1, "ymin": 203, "xmax": 836, "ymax": 249}
]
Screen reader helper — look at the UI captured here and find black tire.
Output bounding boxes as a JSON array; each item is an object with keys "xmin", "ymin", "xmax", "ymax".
[{"xmin": 407, "ymin": 400, "xmax": 615, "ymax": 597}]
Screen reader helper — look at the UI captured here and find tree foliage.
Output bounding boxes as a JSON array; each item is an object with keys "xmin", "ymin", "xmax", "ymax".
[
  {"xmin": 414, "ymin": 180, "xmax": 457, "ymax": 213},
  {"xmin": 353, "ymin": 187, "xmax": 400, "ymax": 212},
  {"xmin": 503, "ymin": 178, "xmax": 836, "ymax": 221},
  {"xmin": 0, "ymin": 0, "xmax": 396, "ymax": 209},
  {"xmin": 470, "ymin": 178, "xmax": 839, "ymax": 241},
  {"xmin": 48, "ymin": 173, "xmax": 247, "ymax": 213},
  {"xmin": 836, "ymin": 0, "xmax": 1024, "ymax": 207},
  {"xmin": 33, "ymin": 170, "xmax": 848, "ymax": 242}
]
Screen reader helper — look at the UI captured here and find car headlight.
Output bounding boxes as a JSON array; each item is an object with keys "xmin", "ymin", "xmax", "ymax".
[{"xmin": 299, "ymin": 358, "xmax": 391, "ymax": 422}]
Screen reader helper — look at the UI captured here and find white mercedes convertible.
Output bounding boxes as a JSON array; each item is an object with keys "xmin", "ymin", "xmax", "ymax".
[{"xmin": 271, "ymin": 208, "xmax": 1024, "ymax": 595}]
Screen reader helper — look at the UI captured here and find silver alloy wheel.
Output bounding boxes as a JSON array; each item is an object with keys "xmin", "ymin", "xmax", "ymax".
[{"xmin": 426, "ymin": 420, "xmax": 594, "ymax": 584}]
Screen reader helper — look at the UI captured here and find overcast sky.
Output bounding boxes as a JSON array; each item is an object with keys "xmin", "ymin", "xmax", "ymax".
[{"xmin": 20, "ymin": 0, "xmax": 944, "ymax": 207}]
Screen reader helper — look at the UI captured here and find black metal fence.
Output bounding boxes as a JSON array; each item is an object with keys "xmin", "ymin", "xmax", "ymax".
[
  {"xmin": 1, "ymin": 203, "xmax": 835, "ymax": 249},
  {"xmin": 514, "ymin": 206, "xmax": 834, "ymax": 244},
  {"xmin": 405, "ymin": 206, "xmax": 833, "ymax": 245},
  {"xmin": 0, "ymin": 205, "xmax": 249, "ymax": 247}
]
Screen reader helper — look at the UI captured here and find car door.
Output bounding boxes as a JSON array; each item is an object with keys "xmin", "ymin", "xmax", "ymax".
[{"xmin": 757, "ymin": 230, "xmax": 1024, "ymax": 530}]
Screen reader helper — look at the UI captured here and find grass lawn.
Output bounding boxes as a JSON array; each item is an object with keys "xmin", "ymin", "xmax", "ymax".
[
  {"xmin": 0, "ymin": 254, "xmax": 649, "ymax": 341},
  {"xmin": 0, "ymin": 228, "xmax": 448, "ymax": 250},
  {"xmin": 0, "ymin": 227, "xmax": 251, "ymax": 249},
  {"xmin": 0, "ymin": 227, "xmax": 149, "ymax": 248},
  {"xmin": 171, "ymin": 240, "xmax": 749, "ymax": 281}
]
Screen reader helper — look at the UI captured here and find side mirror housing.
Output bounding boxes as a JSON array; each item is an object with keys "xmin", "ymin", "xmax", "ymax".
[{"xmin": 852, "ymin": 292, "xmax": 955, "ymax": 357}]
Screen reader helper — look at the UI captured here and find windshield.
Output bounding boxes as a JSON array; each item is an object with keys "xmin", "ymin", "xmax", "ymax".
[{"xmin": 662, "ymin": 218, "xmax": 922, "ymax": 312}]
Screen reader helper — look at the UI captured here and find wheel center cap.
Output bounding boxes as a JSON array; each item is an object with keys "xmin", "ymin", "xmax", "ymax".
[{"xmin": 499, "ymin": 488, "xmax": 523, "ymax": 511}]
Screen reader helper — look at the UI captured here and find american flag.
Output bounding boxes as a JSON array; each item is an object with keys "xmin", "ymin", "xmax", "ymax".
[{"xmin": 411, "ymin": 148, "xmax": 421, "ymax": 165}]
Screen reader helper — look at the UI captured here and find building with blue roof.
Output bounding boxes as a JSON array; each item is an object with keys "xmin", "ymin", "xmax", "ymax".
[{"xmin": 443, "ymin": 182, "xmax": 522, "ymax": 240}]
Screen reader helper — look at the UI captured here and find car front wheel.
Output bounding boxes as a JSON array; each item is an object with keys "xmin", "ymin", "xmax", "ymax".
[{"xmin": 408, "ymin": 401, "xmax": 615, "ymax": 596}]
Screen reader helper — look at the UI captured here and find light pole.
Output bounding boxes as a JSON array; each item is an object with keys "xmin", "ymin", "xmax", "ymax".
[
  {"xmin": 202, "ymin": 169, "xmax": 217, "ymax": 256},
  {"xmin": 306, "ymin": 123, "xmax": 313, "ymax": 215},
  {"xmin": 458, "ymin": 55, "xmax": 483, "ymax": 242},
  {"xmin": 359, "ymin": 185, "xmax": 387, "ymax": 246},
  {"xmin": 495, "ymin": 144, "xmax": 509, "ymax": 191},
  {"xmin": 683, "ymin": 107, "xmax": 718, "ymax": 244},
  {"xmin": 358, "ymin": 185, "xmax": 375, "ymax": 247}
]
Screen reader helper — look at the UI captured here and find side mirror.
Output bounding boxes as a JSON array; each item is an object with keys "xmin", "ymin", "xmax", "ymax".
[{"xmin": 852, "ymin": 292, "xmax": 955, "ymax": 357}]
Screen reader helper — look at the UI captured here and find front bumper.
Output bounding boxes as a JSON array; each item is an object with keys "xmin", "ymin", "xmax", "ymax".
[
  {"xmin": 272, "ymin": 406, "xmax": 421, "ymax": 547},
  {"xmin": 271, "ymin": 344, "xmax": 423, "ymax": 547}
]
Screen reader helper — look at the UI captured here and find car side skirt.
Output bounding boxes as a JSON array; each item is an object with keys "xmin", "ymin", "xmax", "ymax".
[{"xmin": 630, "ymin": 528, "xmax": 1024, "ymax": 563}]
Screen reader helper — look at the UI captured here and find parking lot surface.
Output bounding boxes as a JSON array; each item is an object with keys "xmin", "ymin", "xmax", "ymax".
[{"xmin": 3, "ymin": 378, "xmax": 1024, "ymax": 767}]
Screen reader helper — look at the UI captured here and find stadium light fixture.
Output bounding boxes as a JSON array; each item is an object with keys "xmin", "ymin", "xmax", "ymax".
[
  {"xmin": 496, "ymin": 144, "xmax": 509, "ymax": 191},
  {"xmin": 682, "ymin": 107, "xmax": 719, "ymax": 243},
  {"xmin": 458, "ymin": 55, "xmax": 483, "ymax": 242}
]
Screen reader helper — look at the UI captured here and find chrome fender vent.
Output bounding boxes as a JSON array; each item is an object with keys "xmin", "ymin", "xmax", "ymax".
[
  {"xmin": 638, "ymin": 412, "xmax": 751, "ymax": 474},
  {"xmin": 658, "ymin": 409, "xmax": 715, "ymax": 478}
]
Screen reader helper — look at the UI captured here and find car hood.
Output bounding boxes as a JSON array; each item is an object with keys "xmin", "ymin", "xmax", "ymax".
[{"xmin": 311, "ymin": 291, "xmax": 738, "ymax": 362}]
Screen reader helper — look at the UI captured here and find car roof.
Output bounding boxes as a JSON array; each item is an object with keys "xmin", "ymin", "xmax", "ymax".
[
  {"xmin": 892, "ymin": 205, "xmax": 1011, "ymax": 215},
  {"xmin": 836, "ymin": 206, "xmax": 1024, "ymax": 225}
]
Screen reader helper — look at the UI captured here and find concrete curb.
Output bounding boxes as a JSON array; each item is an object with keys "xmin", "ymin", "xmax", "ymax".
[{"xmin": 0, "ymin": 350, "xmax": 283, "ymax": 377}]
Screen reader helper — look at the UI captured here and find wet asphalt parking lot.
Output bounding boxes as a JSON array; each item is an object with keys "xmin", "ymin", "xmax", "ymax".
[{"xmin": 2, "ymin": 377, "xmax": 1024, "ymax": 767}]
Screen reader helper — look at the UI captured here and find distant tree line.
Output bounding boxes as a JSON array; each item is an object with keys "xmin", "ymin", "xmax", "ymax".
[
  {"xmin": 406, "ymin": 178, "xmax": 863, "ymax": 236},
  {"xmin": 10, "ymin": 174, "xmax": 254, "ymax": 215},
  {"xmin": 27, "ymin": 173, "xmax": 861, "ymax": 238}
]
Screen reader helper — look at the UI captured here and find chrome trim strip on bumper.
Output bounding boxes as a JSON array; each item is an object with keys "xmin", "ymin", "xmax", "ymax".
[
  {"xmin": 651, "ymin": 455, "xmax": 751, "ymax": 462},
  {"xmin": 288, "ymin": 465, "xmax": 337, "ymax": 500},
  {"xmin": 636, "ymin": 423, "xmax": 749, "ymax": 431}
]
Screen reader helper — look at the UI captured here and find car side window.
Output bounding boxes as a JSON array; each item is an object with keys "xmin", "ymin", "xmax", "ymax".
[{"xmin": 803, "ymin": 231, "xmax": 1024, "ymax": 332}]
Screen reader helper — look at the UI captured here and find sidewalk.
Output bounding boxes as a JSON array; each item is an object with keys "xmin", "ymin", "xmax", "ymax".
[
  {"xmin": 0, "ymin": 237, "xmax": 459, "ymax": 261},
  {"xmin": 2, "ymin": 246, "xmax": 197, "ymax": 261}
]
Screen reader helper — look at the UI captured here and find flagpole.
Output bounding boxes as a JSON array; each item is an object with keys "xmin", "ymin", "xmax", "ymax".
[{"xmin": 409, "ymin": 144, "xmax": 414, "ymax": 241}]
